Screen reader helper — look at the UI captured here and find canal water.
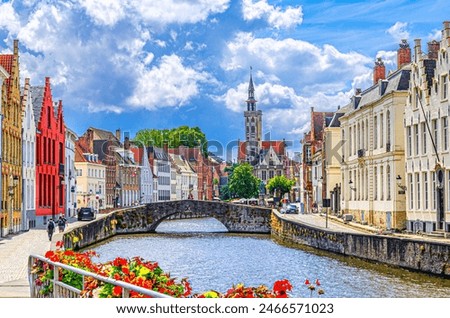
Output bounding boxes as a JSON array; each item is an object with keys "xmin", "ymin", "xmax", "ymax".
[{"xmin": 91, "ymin": 218, "xmax": 450, "ymax": 298}]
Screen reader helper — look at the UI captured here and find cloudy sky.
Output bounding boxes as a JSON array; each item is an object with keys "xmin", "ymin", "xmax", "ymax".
[{"xmin": 0, "ymin": 0, "xmax": 448, "ymax": 160}]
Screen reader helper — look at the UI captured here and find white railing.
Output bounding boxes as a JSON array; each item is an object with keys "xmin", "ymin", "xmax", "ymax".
[{"xmin": 28, "ymin": 254, "xmax": 172, "ymax": 298}]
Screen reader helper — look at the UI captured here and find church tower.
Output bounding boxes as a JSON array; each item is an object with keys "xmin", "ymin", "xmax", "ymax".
[{"xmin": 244, "ymin": 67, "xmax": 262, "ymax": 164}]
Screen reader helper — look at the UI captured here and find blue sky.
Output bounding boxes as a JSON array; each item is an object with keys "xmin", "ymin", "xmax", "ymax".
[{"xmin": 0, "ymin": 0, "xmax": 449, "ymax": 161}]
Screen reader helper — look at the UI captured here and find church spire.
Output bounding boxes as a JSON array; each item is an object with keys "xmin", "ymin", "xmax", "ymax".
[{"xmin": 246, "ymin": 66, "xmax": 257, "ymax": 111}]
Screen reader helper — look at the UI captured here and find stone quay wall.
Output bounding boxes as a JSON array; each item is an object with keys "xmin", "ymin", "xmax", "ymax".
[
  {"xmin": 271, "ymin": 213, "xmax": 450, "ymax": 277},
  {"xmin": 63, "ymin": 201, "xmax": 271, "ymax": 250}
]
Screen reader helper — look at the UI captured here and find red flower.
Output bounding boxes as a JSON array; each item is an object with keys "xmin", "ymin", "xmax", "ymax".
[
  {"xmin": 56, "ymin": 241, "xmax": 64, "ymax": 248},
  {"xmin": 113, "ymin": 286, "xmax": 122, "ymax": 296},
  {"xmin": 112, "ymin": 257, "xmax": 128, "ymax": 267},
  {"xmin": 273, "ymin": 279, "xmax": 293, "ymax": 298},
  {"xmin": 304, "ymin": 279, "xmax": 310, "ymax": 285},
  {"xmin": 315, "ymin": 279, "xmax": 321, "ymax": 286}
]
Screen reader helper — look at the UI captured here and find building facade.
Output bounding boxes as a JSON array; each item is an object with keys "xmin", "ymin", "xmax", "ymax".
[
  {"xmin": 301, "ymin": 107, "xmax": 334, "ymax": 213},
  {"xmin": 340, "ymin": 43, "xmax": 411, "ymax": 230},
  {"xmin": 404, "ymin": 21, "xmax": 450, "ymax": 234},
  {"xmin": 75, "ymin": 142, "xmax": 106, "ymax": 211},
  {"xmin": 65, "ymin": 127, "xmax": 77, "ymax": 217},
  {"xmin": 32, "ymin": 77, "xmax": 66, "ymax": 225},
  {"xmin": 0, "ymin": 40, "xmax": 23, "ymax": 236},
  {"xmin": 21, "ymin": 78, "xmax": 36, "ymax": 230},
  {"xmin": 149, "ymin": 146, "xmax": 171, "ymax": 202},
  {"xmin": 170, "ymin": 153, "xmax": 198, "ymax": 200}
]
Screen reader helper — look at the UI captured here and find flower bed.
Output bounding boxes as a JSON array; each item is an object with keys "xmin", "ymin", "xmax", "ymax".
[{"xmin": 31, "ymin": 241, "xmax": 297, "ymax": 298}]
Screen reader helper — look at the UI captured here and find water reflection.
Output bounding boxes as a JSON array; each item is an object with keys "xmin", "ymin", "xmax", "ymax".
[{"xmin": 91, "ymin": 218, "xmax": 450, "ymax": 298}]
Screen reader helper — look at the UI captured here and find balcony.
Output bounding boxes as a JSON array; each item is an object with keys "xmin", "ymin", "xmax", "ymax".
[{"xmin": 357, "ymin": 149, "xmax": 365, "ymax": 158}]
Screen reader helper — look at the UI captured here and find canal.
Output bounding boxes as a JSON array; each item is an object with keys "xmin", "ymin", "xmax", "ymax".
[{"xmin": 91, "ymin": 218, "xmax": 450, "ymax": 298}]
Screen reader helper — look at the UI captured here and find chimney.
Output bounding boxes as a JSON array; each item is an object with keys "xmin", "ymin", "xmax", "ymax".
[
  {"xmin": 115, "ymin": 129, "xmax": 121, "ymax": 141},
  {"xmin": 397, "ymin": 39, "xmax": 411, "ymax": 69},
  {"xmin": 13, "ymin": 39, "xmax": 18, "ymax": 56},
  {"xmin": 427, "ymin": 40, "xmax": 440, "ymax": 59},
  {"xmin": 414, "ymin": 39, "xmax": 422, "ymax": 64},
  {"xmin": 444, "ymin": 21, "xmax": 450, "ymax": 47},
  {"xmin": 373, "ymin": 57, "xmax": 386, "ymax": 84},
  {"xmin": 163, "ymin": 141, "xmax": 168, "ymax": 154}
]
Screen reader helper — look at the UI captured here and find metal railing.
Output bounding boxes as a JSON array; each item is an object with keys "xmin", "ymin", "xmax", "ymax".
[{"xmin": 28, "ymin": 254, "xmax": 172, "ymax": 298}]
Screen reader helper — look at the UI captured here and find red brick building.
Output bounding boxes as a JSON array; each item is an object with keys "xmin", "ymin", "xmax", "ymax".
[{"xmin": 32, "ymin": 77, "xmax": 65, "ymax": 224}]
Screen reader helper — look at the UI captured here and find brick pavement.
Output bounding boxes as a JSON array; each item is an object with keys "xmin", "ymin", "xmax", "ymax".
[{"xmin": 0, "ymin": 228, "xmax": 64, "ymax": 297}]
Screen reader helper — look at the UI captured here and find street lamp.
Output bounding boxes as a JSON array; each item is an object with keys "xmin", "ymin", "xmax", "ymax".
[
  {"xmin": 349, "ymin": 180, "xmax": 356, "ymax": 192},
  {"xmin": 396, "ymin": 175, "xmax": 407, "ymax": 191},
  {"xmin": 8, "ymin": 175, "xmax": 19, "ymax": 234}
]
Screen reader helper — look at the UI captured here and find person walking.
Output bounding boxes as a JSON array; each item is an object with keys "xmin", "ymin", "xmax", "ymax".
[
  {"xmin": 57, "ymin": 214, "xmax": 67, "ymax": 233},
  {"xmin": 47, "ymin": 218, "xmax": 55, "ymax": 241}
]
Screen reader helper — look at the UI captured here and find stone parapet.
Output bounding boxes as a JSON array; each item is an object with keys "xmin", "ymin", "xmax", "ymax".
[{"xmin": 272, "ymin": 213, "xmax": 450, "ymax": 277}]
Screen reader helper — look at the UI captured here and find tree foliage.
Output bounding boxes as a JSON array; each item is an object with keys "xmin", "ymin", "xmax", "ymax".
[
  {"xmin": 228, "ymin": 163, "xmax": 260, "ymax": 199},
  {"xmin": 134, "ymin": 126, "xmax": 207, "ymax": 155},
  {"xmin": 266, "ymin": 175, "xmax": 295, "ymax": 202}
]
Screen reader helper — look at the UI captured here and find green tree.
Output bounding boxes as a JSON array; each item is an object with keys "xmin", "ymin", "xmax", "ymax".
[
  {"xmin": 134, "ymin": 126, "xmax": 208, "ymax": 155},
  {"xmin": 228, "ymin": 163, "xmax": 260, "ymax": 199},
  {"xmin": 266, "ymin": 175, "xmax": 295, "ymax": 204}
]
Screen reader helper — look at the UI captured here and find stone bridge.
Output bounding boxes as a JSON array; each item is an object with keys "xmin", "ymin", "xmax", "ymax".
[{"xmin": 63, "ymin": 200, "xmax": 272, "ymax": 249}]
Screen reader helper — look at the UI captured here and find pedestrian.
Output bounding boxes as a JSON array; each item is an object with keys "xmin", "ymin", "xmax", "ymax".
[
  {"xmin": 47, "ymin": 218, "xmax": 55, "ymax": 241},
  {"xmin": 57, "ymin": 214, "xmax": 67, "ymax": 233}
]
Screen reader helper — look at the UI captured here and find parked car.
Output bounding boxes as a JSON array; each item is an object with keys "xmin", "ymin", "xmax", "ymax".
[
  {"xmin": 284, "ymin": 204, "xmax": 299, "ymax": 214},
  {"xmin": 77, "ymin": 207, "xmax": 97, "ymax": 221}
]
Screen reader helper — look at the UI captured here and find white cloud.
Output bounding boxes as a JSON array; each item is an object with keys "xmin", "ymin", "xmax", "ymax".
[
  {"xmin": 387, "ymin": 22, "xmax": 409, "ymax": 42},
  {"xmin": 87, "ymin": 102, "xmax": 124, "ymax": 114},
  {"xmin": 127, "ymin": 54, "xmax": 210, "ymax": 109},
  {"xmin": 78, "ymin": 0, "xmax": 125, "ymax": 26},
  {"xmin": 0, "ymin": 3, "xmax": 21, "ymax": 35},
  {"xmin": 242, "ymin": 0, "xmax": 303, "ymax": 29},
  {"xmin": 222, "ymin": 33, "xmax": 371, "ymax": 92},
  {"xmin": 219, "ymin": 33, "xmax": 372, "ymax": 138},
  {"xmin": 136, "ymin": 0, "xmax": 230, "ymax": 25}
]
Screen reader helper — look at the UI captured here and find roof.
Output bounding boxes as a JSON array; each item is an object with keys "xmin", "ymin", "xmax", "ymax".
[
  {"xmin": 354, "ymin": 66, "xmax": 411, "ymax": 113},
  {"xmin": 0, "ymin": 54, "xmax": 13, "ymax": 74},
  {"xmin": 89, "ymin": 127, "xmax": 120, "ymax": 142},
  {"xmin": 29, "ymin": 86, "xmax": 44, "ymax": 126},
  {"xmin": 170, "ymin": 154, "xmax": 195, "ymax": 173}
]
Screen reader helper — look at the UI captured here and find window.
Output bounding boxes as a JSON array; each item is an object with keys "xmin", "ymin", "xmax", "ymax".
[
  {"xmin": 387, "ymin": 164, "xmax": 391, "ymax": 200},
  {"xmin": 386, "ymin": 110, "xmax": 391, "ymax": 146},
  {"xmin": 442, "ymin": 74, "xmax": 448, "ymax": 100},
  {"xmin": 409, "ymin": 174, "xmax": 413, "ymax": 210},
  {"xmin": 349, "ymin": 127, "xmax": 352, "ymax": 156},
  {"xmin": 374, "ymin": 117, "xmax": 378, "ymax": 149},
  {"xmin": 407, "ymin": 126, "xmax": 412, "ymax": 157},
  {"xmin": 433, "ymin": 119, "xmax": 439, "ymax": 152},
  {"xmin": 424, "ymin": 172, "xmax": 428, "ymax": 210},
  {"xmin": 380, "ymin": 113, "xmax": 384, "ymax": 148},
  {"xmin": 443, "ymin": 117, "xmax": 448, "ymax": 151},
  {"xmin": 422, "ymin": 122, "xmax": 427, "ymax": 154},
  {"xmin": 414, "ymin": 124, "xmax": 419, "ymax": 155},
  {"xmin": 432, "ymin": 172, "xmax": 436, "ymax": 210},
  {"xmin": 374, "ymin": 167, "xmax": 378, "ymax": 200},
  {"xmin": 416, "ymin": 173, "xmax": 420, "ymax": 209},
  {"xmin": 380, "ymin": 166, "xmax": 384, "ymax": 200}
]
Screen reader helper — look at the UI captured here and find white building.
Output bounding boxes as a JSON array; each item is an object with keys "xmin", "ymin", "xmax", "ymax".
[
  {"xmin": 21, "ymin": 78, "xmax": 36, "ymax": 230},
  {"xmin": 139, "ymin": 146, "xmax": 152, "ymax": 204},
  {"xmin": 340, "ymin": 41, "xmax": 411, "ymax": 230},
  {"xmin": 404, "ymin": 21, "xmax": 450, "ymax": 234},
  {"xmin": 65, "ymin": 127, "xmax": 77, "ymax": 217},
  {"xmin": 170, "ymin": 153, "xmax": 198, "ymax": 200},
  {"xmin": 75, "ymin": 144, "xmax": 106, "ymax": 211},
  {"xmin": 149, "ymin": 147, "xmax": 171, "ymax": 202}
]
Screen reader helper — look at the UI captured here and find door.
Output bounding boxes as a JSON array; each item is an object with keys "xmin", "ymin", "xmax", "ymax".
[{"xmin": 386, "ymin": 211, "xmax": 392, "ymax": 230}]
